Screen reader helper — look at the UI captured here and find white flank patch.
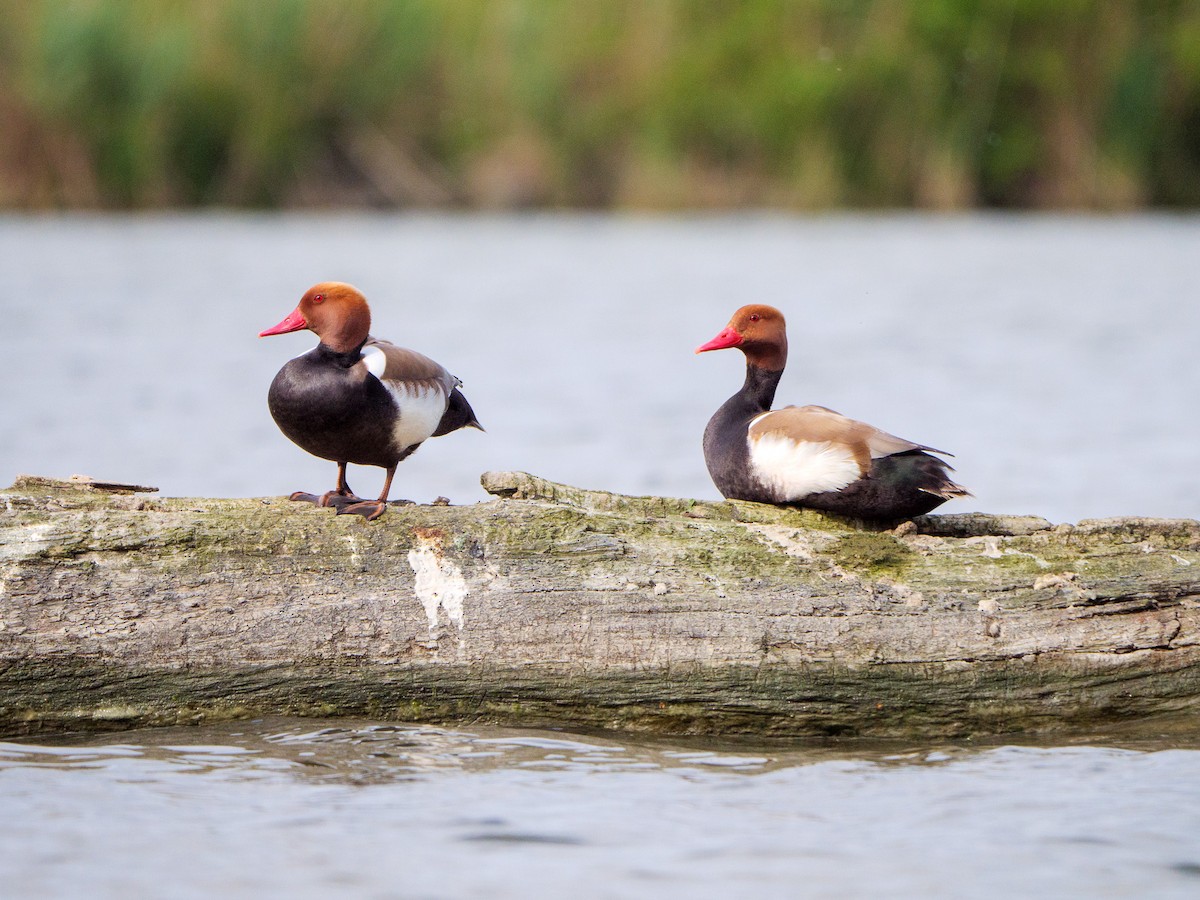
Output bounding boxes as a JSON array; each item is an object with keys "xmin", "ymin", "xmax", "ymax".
[
  {"xmin": 748, "ymin": 432, "xmax": 862, "ymax": 501},
  {"xmin": 385, "ymin": 383, "xmax": 446, "ymax": 449},
  {"xmin": 360, "ymin": 349, "xmax": 447, "ymax": 449},
  {"xmin": 408, "ymin": 533, "xmax": 467, "ymax": 640}
]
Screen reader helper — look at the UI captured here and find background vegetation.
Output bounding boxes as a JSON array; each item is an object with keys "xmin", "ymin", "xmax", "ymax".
[{"xmin": 1, "ymin": 0, "xmax": 1198, "ymax": 210}]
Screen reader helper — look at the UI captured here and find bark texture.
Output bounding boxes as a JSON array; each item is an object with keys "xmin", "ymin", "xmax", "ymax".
[{"xmin": 2, "ymin": 473, "xmax": 1198, "ymax": 739}]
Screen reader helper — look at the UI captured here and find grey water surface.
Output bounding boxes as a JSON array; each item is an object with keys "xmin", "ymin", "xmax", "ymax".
[
  {"xmin": 2, "ymin": 213, "xmax": 1199, "ymax": 898},
  {"xmin": 1, "ymin": 212, "xmax": 1197, "ymax": 521},
  {"xmin": 3, "ymin": 719, "xmax": 1200, "ymax": 899}
]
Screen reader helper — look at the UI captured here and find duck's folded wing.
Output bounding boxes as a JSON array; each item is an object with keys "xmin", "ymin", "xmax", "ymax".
[
  {"xmin": 362, "ymin": 338, "xmax": 459, "ymax": 398},
  {"xmin": 754, "ymin": 405, "xmax": 949, "ymax": 457},
  {"xmin": 745, "ymin": 405, "xmax": 948, "ymax": 501},
  {"xmin": 359, "ymin": 338, "xmax": 459, "ymax": 447}
]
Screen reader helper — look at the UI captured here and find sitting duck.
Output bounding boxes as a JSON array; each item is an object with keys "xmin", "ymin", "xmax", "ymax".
[
  {"xmin": 696, "ymin": 304, "xmax": 968, "ymax": 520},
  {"xmin": 259, "ymin": 282, "xmax": 481, "ymax": 520}
]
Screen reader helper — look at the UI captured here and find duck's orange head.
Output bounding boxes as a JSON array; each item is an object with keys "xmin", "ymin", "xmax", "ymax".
[
  {"xmin": 696, "ymin": 304, "xmax": 788, "ymax": 371},
  {"xmin": 259, "ymin": 282, "xmax": 372, "ymax": 354}
]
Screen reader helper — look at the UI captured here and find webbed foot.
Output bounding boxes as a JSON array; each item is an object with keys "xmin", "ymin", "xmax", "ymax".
[
  {"xmin": 320, "ymin": 491, "xmax": 367, "ymax": 510},
  {"xmin": 287, "ymin": 490, "xmax": 365, "ymax": 509},
  {"xmin": 336, "ymin": 499, "xmax": 389, "ymax": 521}
]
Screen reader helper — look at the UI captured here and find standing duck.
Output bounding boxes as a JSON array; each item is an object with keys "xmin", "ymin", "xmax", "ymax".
[
  {"xmin": 696, "ymin": 304, "xmax": 968, "ymax": 520},
  {"xmin": 259, "ymin": 282, "xmax": 481, "ymax": 520}
]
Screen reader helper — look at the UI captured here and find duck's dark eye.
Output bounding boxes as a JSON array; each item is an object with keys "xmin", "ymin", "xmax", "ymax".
[
  {"xmin": 313, "ymin": 294, "xmax": 325, "ymax": 304},
  {"xmin": 749, "ymin": 314, "xmax": 760, "ymax": 322}
]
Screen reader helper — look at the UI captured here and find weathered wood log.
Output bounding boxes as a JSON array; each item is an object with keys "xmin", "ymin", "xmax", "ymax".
[{"xmin": 2, "ymin": 473, "xmax": 1198, "ymax": 739}]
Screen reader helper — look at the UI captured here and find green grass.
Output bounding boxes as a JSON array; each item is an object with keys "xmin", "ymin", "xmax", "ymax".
[{"xmin": 0, "ymin": 0, "xmax": 1197, "ymax": 209}]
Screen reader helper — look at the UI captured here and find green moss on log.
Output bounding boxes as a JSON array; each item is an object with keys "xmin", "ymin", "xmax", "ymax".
[{"xmin": 2, "ymin": 472, "xmax": 1199, "ymax": 739}]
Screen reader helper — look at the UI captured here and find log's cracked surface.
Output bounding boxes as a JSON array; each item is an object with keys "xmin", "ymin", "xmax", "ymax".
[{"xmin": 1, "ymin": 472, "xmax": 1198, "ymax": 738}]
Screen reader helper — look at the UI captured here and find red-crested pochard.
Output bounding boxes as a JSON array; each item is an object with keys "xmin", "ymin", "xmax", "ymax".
[
  {"xmin": 259, "ymin": 282, "xmax": 481, "ymax": 520},
  {"xmin": 696, "ymin": 304, "xmax": 968, "ymax": 520}
]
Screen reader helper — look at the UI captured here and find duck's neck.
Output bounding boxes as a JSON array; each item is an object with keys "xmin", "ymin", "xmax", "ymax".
[
  {"xmin": 737, "ymin": 363, "xmax": 783, "ymax": 413},
  {"xmin": 706, "ymin": 363, "xmax": 783, "ymax": 434},
  {"xmin": 318, "ymin": 302, "xmax": 371, "ymax": 356},
  {"xmin": 316, "ymin": 341, "xmax": 367, "ymax": 368}
]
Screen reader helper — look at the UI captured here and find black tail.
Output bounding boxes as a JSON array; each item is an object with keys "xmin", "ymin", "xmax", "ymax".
[
  {"xmin": 801, "ymin": 450, "xmax": 969, "ymax": 520},
  {"xmin": 433, "ymin": 387, "xmax": 483, "ymax": 436},
  {"xmin": 910, "ymin": 452, "xmax": 971, "ymax": 502}
]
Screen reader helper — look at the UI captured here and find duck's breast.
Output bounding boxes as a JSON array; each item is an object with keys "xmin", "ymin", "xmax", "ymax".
[{"xmin": 268, "ymin": 349, "xmax": 400, "ymax": 466}]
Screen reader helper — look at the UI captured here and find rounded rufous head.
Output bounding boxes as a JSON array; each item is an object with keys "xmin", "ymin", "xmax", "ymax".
[
  {"xmin": 259, "ymin": 282, "xmax": 372, "ymax": 354},
  {"xmin": 696, "ymin": 304, "xmax": 788, "ymax": 371}
]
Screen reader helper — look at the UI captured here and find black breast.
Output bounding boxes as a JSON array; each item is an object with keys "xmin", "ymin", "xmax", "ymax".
[
  {"xmin": 703, "ymin": 400, "xmax": 766, "ymax": 502},
  {"xmin": 702, "ymin": 366, "xmax": 782, "ymax": 504},
  {"xmin": 267, "ymin": 346, "xmax": 402, "ymax": 468}
]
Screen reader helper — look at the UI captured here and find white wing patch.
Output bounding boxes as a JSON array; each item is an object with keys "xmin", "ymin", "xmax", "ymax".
[
  {"xmin": 362, "ymin": 345, "xmax": 388, "ymax": 379},
  {"xmin": 748, "ymin": 432, "xmax": 862, "ymax": 501}
]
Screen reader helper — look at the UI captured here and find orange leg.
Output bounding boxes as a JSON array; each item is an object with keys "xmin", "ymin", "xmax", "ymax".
[{"xmin": 337, "ymin": 465, "xmax": 397, "ymax": 521}]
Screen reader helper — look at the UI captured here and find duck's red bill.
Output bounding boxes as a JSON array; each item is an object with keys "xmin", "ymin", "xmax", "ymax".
[
  {"xmin": 259, "ymin": 308, "xmax": 308, "ymax": 337},
  {"xmin": 695, "ymin": 326, "xmax": 743, "ymax": 353}
]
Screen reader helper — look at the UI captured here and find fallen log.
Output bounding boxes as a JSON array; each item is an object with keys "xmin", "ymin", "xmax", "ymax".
[{"xmin": 1, "ymin": 473, "xmax": 1198, "ymax": 739}]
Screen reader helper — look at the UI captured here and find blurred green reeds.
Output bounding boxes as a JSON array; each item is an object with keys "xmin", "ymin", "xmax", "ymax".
[{"xmin": 1, "ymin": 0, "xmax": 1197, "ymax": 210}]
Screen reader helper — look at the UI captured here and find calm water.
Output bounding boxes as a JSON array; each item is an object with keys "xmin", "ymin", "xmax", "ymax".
[
  {"xmin": 2, "ymin": 213, "xmax": 1199, "ymax": 897},
  {"xmin": 3, "ymin": 719, "xmax": 1200, "ymax": 899},
  {"xmin": 1, "ymin": 212, "xmax": 1198, "ymax": 520}
]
